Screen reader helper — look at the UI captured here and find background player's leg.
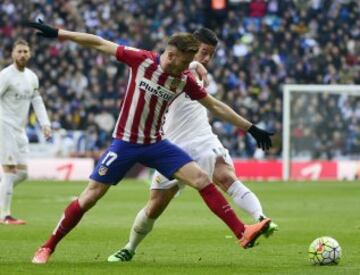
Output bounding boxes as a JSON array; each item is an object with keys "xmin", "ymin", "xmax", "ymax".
[
  {"xmin": 0, "ymin": 165, "xmax": 17, "ymax": 222},
  {"xmin": 213, "ymin": 158, "xmax": 265, "ymax": 221},
  {"xmin": 13, "ymin": 164, "xmax": 28, "ymax": 187}
]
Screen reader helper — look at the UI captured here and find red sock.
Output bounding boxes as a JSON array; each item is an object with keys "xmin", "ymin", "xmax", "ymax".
[
  {"xmin": 199, "ymin": 184, "xmax": 245, "ymax": 239},
  {"xmin": 43, "ymin": 199, "xmax": 85, "ymax": 251}
]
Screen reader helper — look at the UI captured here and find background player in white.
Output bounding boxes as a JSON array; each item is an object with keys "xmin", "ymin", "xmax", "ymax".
[
  {"xmin": 0, "ymin": 39, "xmax": 52, "ymax": 225},
  {"xmin": 109, "ymin": 28, "xmax": 278, "ymax": 262}
]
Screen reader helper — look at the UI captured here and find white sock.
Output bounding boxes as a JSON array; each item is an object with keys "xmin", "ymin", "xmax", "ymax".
[
  {"xmin": 13, "ymin": 170, "xmax": 28, "ymax": 187},
  {"xmin": 0, "ymin": 173, "xmax": 15, "ymax": 219},
  {"xmin": 227, "ymin": 180, "xmax": 265, "ymax": 221},
  {"xmin": 125, "ymin": 208, "xmax": 156, "ymax": 252}
]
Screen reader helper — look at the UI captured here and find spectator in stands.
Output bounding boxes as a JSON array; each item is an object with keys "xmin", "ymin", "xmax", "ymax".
[{"xmin": 0, "ymin": 0, "xmax": 358, "ymax": 160}]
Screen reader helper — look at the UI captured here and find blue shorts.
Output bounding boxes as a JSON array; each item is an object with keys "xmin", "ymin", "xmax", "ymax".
[{"xmin": 90, "ymin": 139, "xmax": 193, "ymax": 185}]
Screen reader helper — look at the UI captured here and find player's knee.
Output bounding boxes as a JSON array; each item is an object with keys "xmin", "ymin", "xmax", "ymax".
[
  {"xmin": 213, "ymin": 171, "xmax": 236, "ymax": 191},
  {"xmin": 2, "ymin": 165, "xmax": 16, "ymax": 173},
  {"xmin": 191, "ymin": 170, "xmax": 211, "ymax": 190},
  {"xmin": 79, "ymin": 193, "xmax": 98, "ymax": 210},
  {"xmin": 17, "ymin": 170, "xmax": 28, "ymax": 182}
]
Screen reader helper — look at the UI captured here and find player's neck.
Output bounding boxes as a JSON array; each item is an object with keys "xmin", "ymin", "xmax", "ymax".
[{"xmin": 14, "ymin": 62, "xmax": 26, "ymax": 72}]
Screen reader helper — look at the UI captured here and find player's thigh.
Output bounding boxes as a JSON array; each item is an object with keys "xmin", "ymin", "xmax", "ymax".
[
  {"xmin": 90, "ymin": 139, "xmax": 140, "ymax": 185},
  {"xmin": 16, "ymin": 164, "xmax": 27, "ymax": 171},
  {"xmin": 2, "ymin": 164, "xmax": 16, "ymax": 173},
  {"xmin": 193, "ymin": 151, "xmax": 217, "ymax": 181},
  {"xmin": 0, "ymin": 126, "xmax": 19, "ymax": 165},
  {"xmin": 173, "ymin": 161, "xmax": 210, "ymax": 190},
  {"xmin": 16, "ymin": 132, "xmax": 29, "ymax": 166},
  {"xmin": 141, "ymin": 139, "xmax": 193, "ymax": 181},
  {"xmin": 146, "ymin": 187, "xmax": 179, "ymax": 219}
]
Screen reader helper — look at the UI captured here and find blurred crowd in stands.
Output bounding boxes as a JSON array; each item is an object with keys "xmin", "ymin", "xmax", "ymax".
[{"xmin": 0, "ymin": 0, "xmax": 359, "ymax": 160}]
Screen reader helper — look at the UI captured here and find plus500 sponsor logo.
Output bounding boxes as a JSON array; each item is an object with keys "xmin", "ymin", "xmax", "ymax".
[{"xmin": 139, "ymin": 78, "xmax": 175, "ymax": 101}]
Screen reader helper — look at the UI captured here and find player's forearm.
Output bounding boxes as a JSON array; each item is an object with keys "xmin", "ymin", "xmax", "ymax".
[
  {"xmin": 58, "ymin": 29, "xmax": 117, "ymax": 55},
  {"xmin": 59, "ymin": 29, "xmax": 104, "ymax": 48},
  {"xmin": 31, "ymin": 96, "xmax": 51, "ymax": 127},
  {"xmin": 211, "ymin": 100, "xmax": 252, "ymax": 131}
]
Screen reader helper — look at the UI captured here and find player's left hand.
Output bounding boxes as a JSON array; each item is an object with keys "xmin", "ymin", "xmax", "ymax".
[
  {"xmin": 248, "ymin": 125, "xmax": 274, "ymax": 151},
  {"xmin": 22, "ymin": 19, "xmax": 59, "ymax": 38},
  {"xmin": 42, "ymin": 125, "xmax": 52, "ymax": 140},
  {"xmin": 195, "ymin": 63, "xmax": 209, "ymax": 87}
]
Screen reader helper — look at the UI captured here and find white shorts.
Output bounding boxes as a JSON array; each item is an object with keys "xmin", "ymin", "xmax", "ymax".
[
  {"xmin": 150, "ymin": 138, "xmax": 234, "ymax": 191},
  {"xmin": 0, "ymin": 124, "xmax": 29, "ymax": 165}
]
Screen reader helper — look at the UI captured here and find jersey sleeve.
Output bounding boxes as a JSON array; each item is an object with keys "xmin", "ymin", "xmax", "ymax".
[
  {"xmin": 115, "ymin": 45, "xmax": 156, "ymax": 67},
  {"xmin": 183, "ymin": 73, "xmax": 207, "ymax": 100},
  {"xmin": 0, "ymin": 70, "xmax": 9, "ymax": 96},
  {"xmin": 33, "ymin": 72, "xmax": 40, "ymax": 97}
]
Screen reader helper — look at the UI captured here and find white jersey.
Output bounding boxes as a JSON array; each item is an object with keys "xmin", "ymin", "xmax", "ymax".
[
  {"xmin": 163, "ymin": 74, "xmax": 218, "ymax": 148},
  {"xmin": 151, "ymin": 70, "xmax": 234, "ymax": 191},
  {"xmin": 0, "ymin": 64, "xmax": 39, "ymax": 132}
]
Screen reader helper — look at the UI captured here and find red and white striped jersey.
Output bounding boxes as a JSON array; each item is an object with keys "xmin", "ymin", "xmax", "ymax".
[{"xmin": 113, "ymin": 45, "xmax": 207, "ymax": 144}]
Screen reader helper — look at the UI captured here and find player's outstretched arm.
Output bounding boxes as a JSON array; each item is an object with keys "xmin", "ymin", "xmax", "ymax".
[
  {"xmin": 199, "ymin": 94, "xmax": 273, "ymax": 150},
  {"xmin": 23, "ymin": 20, "xmax": 117, "ymax": 56}
]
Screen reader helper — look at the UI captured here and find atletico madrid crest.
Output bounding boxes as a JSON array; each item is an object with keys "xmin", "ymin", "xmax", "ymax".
[{"xmin": 98, "ymin": 165, "xmax": 108, "ymax": 176}]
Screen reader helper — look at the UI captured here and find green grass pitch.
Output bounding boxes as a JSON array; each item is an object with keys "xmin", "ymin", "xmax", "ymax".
[{"xmin": 0, "ymin": 180, "xmax": 359, "ymax": 274}]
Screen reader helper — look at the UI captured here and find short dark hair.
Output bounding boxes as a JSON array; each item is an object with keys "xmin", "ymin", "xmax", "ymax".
[
  {"xmin": 13, "ymin": 39, "xmax": 30, "ymax": 49},
  {"xmin": 193, "ymin": 28, "xmax": 218, "ymax": 47},
  {"xmin": 167, "ymin": 33, "xmax": 200, "ymax": 53}
]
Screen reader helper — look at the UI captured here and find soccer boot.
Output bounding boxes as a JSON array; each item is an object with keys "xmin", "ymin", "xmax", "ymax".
[
  {"xmin": 259, "ymin": 216, "xmax": 279, "ymax": 238},
  {"xmin": 0, "ymin": 215, "xmax": 26, "ymax": 225},
  {"xmin": 239, "ymin": 218, "xmax": 271, "ymax": 249},
  {"xmin": 108, "ymin": 248, "xmax": 135, "ymax": 262},
  {"xmin": 32, "ymin": 247, "xmax": 52, "ymax": 264}
]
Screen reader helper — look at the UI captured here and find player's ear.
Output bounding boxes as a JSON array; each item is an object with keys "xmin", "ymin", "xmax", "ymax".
[{"xmin": 28, "ymin": 48, "xmax": 32, "ymax": 59}]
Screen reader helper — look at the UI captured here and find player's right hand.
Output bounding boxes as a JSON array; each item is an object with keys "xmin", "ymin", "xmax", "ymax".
[{"xmin": 22, "ymin": 19, "xmax": 59, "ymax": 38}]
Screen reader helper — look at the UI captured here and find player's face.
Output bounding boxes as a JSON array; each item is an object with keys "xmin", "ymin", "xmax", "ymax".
[
  {"xmin": 167, "ymin": 50, "xmax": 195, "ymax": 76},
  {"xmin": 12, "ymin": 44, "xmax": 31, "ymax": 70},
  {"xmin": 194, "ymin": 43, "xmax": 216, "ymax": 67}
]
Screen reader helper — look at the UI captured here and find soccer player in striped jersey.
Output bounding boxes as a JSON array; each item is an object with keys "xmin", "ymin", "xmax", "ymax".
[
  {"xmin": 0, "ymin": 39, "xmax": 52, "ymax": 225},
  {"xmin": 108, "ymin": 28, "xmax": 278, "ymax": 262},
  {"xmin": 25, "ymin": 21, "xmax": 273, "ymax": 264}
]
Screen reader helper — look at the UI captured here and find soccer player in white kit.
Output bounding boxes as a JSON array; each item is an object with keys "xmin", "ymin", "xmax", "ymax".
[
  {"xmin": 109, "ymin": 28, "xmax": 278, "ymax": 262},
  {"xmin": 0, "ymin": 39, "xmax": 52, "ymax": 225}
]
